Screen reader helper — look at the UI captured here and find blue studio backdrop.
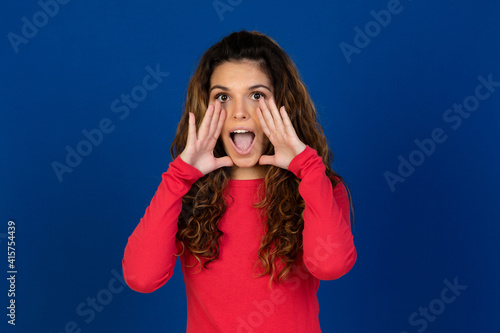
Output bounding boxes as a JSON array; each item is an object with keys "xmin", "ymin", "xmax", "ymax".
[{"xmin": 1, "ymin": 1, "xmax": 499, "ymax": 332}]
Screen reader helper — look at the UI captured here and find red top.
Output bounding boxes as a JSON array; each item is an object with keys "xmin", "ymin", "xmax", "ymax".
[{"xmin": 122, "ymin": 145, "xmax": 357, "ymax": 332}]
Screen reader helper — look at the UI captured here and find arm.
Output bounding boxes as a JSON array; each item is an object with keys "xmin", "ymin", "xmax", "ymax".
[
  {"xmin": 121, "ymin": 156, "xmax": 203, "ymax": 293},
  {"xmin": 288, "ymin": 145, "xmax": 357, "ymax": 280}
]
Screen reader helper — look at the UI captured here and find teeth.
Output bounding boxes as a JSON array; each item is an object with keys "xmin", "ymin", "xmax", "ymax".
[{"xmin": 232, "ymin": 130, "xmax": 250, "ymax": 133}]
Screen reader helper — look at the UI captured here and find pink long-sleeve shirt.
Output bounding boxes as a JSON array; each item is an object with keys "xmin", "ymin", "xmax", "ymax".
[{"xmin": 122, "ymin": 145, "xmax": 357, "ymax": 332}]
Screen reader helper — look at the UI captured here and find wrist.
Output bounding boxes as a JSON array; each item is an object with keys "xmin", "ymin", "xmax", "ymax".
[{"xmin": 294, "ymin": 143, "xmax": 307, "ymax": 157}]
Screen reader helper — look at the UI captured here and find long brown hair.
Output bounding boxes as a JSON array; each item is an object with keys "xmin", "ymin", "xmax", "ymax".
[{"xmin": 170, "ymin": 30, "xmax": 355, "ymax": 286}]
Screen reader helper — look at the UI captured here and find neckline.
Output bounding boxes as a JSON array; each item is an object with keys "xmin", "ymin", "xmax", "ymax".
[{"xmin": 228, "ymin": 178, "xmax": 265, "ymax": 188}]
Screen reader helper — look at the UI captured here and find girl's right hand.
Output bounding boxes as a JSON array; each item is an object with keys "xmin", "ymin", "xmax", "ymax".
[{"xmin": 179, "ymin": 100, "xmax": 234, "ymax": 175}]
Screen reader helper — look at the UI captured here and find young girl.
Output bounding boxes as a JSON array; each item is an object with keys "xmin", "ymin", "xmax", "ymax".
[{"xmin": 122, "ymin": 30, "xmax": 357, "ymax": 332}]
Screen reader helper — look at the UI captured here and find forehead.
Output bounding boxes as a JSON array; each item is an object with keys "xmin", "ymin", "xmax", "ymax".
[{"xmin": 210, "ymin": 60, "xmax": 271, "ymax": 87}]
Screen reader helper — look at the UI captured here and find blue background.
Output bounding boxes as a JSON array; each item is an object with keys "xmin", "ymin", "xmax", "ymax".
[{"xmin": 2, "ymin": 0, "xmax": 499, "ymax": 332}]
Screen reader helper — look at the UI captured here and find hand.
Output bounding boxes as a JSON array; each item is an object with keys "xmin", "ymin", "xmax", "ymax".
[
  {"xmin": 180, "ymin": 100, "xmax": 233, "ymax": 175},
  {"xmin": 256, "ymin": 96, "xmax": 307, "ymax": 170}
]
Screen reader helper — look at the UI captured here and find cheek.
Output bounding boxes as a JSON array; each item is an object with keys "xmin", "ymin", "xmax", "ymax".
[{"xmin": 221, "ymin": 135, "xmax": 231, "ymax": 147}]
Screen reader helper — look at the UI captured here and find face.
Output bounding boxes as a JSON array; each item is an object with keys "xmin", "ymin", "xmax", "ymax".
[{"xmin": 209, "ymin": 60, "xmax": 273, "ymax": 180}]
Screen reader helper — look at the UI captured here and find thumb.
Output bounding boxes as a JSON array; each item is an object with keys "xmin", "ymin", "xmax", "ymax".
[
  {"xmin": 215, "ymin": 156, "xmax": 234, "ymax": 168},
  {"xmin": 258, "ymin": 155, "xmax": 274, "ymax": 166}
]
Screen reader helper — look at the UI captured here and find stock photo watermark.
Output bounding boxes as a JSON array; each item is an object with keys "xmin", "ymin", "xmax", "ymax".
[
  {"xmin": 237, "ymin": 234, "xmax": 347, "ymax": 332},
  {"xmin": 50, "ymin": 268, "xmax": 128, "ymax": 333},
  {"xmin": 51, "ymin": 64, "xmax": 169, "ymax": 183},
  {"xmin": 400, "ymin": 276, "xmax": 467, "ymax": 333},
  {"xmin": 384, "ymin": 73, "xmax": 499, "ymax": 192},
  {"xmin": 5, "ymin": 221, "xmax": 17, "ymax": 325},
  {"xmin": 7, "ymin": 0, "xmax": 72, "ymax": 54},
  {"xmin": 213, "ymin": 0, "xmax": 243, "ymax": 21},
  {"xmin": 339, "ymin": 0, "xmax": 408, "ymax": 64}
]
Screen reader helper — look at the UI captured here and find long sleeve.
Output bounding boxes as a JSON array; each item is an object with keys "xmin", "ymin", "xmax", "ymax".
[
  {"xmin": 122, "ymin": 156, "xmax": 204, "ymax": 293},
  {"xmin": 288, "ymin": 145, "xmax": 357, "ymax": 280}
]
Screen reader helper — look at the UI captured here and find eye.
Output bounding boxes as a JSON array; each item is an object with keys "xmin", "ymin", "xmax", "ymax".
[
  {"xmin": 251, "ymin": 91, "xmax": 266, "ymax": 101},
  {"xmin": 215, "ymin": 93, "xmax": 229, "ymax": 103}
]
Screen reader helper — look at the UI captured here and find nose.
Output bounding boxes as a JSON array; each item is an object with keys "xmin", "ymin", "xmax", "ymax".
[{"xmin": 228, "ymin": 98, "xmax": 251, "ymax": 120}]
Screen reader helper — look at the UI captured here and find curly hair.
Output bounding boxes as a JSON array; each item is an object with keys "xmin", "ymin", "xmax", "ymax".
[{"xmin": 170, "ymin": 30, "xmax": 355, "ymax": 287}]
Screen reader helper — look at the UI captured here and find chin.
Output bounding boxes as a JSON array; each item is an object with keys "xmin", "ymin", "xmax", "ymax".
[{"xmin": 231, "ymin": 155, "xmax": 260, "ymax": 168}]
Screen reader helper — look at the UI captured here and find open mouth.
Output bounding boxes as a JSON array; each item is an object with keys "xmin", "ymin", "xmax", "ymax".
[{"xmin": 230, "ymin": 130, "xmax": 256, "ymax": 155}]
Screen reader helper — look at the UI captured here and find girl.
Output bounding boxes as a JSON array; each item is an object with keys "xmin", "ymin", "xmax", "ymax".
[{"xmin": 122, "ymin": 30, "xmax": 357, "ymax": 332}]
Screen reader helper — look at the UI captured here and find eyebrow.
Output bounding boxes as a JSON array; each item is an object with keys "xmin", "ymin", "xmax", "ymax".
[{"xmin": 209, "ymin": 84, "xmax": 272, "ymax": 93}]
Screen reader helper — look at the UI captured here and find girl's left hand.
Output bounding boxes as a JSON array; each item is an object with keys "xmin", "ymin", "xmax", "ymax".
[{"xmin": 256, "ymin": 96, "xmax": 307, "ymax": 170}]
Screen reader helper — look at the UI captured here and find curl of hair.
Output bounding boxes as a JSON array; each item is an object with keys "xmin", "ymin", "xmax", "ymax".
[{"xmin": 171, "ymin": 30, "xmax": 355, "ymax": 287}]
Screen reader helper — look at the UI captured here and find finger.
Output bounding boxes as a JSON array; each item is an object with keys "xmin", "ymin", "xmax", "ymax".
[
  {"xmin": 198, "ymin": 103, "xmax": 215, "ymax": 140},
  {"xmin": 215, "ymin": 155, "xmax": 234, "ymax": 168},
  {"xmin": 268, "ymin": 97, "xmax": 285, "ymax": 135},
  {"xmin": 256, "ymin": 107, "xmax": 272, "ymax": 137},
  {"xmin": 208, "ymin": 100, "xmax": 222, "ymax": 142},
  {"xmin": 213, "ymin": 108, "xmax": 226, "ymax": 142},
  {"xmin": 187, "ymin": 112, "xmax": 196, "ymax": 144},
  {"xmin": 258, "ymin": 154, "xmax": 274, "ymax": 166},
  {"xmin": 280, "ymin": 106, "xmax": 296, "ymax": 136},
  {"xmin": 259, "ymin": 97, "xmax": 276, "ymax": 133}
]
